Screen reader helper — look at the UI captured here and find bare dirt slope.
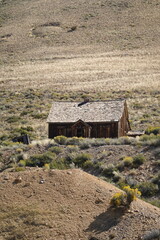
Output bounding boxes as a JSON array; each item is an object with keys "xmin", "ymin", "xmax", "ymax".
[{"xmin": 0, "ymin": 169, "xmax": 159, "ymax": 240}]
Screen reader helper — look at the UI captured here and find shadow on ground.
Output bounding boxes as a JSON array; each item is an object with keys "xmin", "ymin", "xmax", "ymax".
[{"xmin": 86, "ymin": 206, "xmax": 127, "ymax": 234}]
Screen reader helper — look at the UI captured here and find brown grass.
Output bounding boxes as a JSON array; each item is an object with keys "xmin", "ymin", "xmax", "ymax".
[
  {"xmin": 0, "ymin": 0, "xmax": 159, "ymax": 139},
  {"xmin": 1, "ymin": 49, "xmax": 160, "ymax": 92}
]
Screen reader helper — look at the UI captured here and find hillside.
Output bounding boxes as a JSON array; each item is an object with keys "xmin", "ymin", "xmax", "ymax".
[
  {"xmin": 1, "ymin": 0, "xmax": 160, "ymax": 63},
  {"xmin": 0, "ymin": 168, "xmax": 160, "ymax": 240}
]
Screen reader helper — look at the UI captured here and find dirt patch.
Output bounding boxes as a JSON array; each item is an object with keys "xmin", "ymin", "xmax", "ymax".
[{"xmin": 32, "ymin": 22, "xmax": 63, "ymax": 38}]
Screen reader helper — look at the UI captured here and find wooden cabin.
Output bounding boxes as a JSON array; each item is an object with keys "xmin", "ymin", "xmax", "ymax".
[{"xmin": 47, "ymin": 99, "xmax": 131, "ymax": 138}]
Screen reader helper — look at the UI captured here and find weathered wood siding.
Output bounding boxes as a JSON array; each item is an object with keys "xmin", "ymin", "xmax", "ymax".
[
  {"xmin": 118, "ymin": 102, "xmax": 130, "ymax": 137},
  {"xmin": 48, "ymin": 122, "xmax": 119, "ymax": 138}
]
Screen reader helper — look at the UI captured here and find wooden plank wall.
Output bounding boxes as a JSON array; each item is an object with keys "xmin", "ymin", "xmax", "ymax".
[{"xmin": 48, "ymin": 122, "xmax": 119, "ymax": 138}]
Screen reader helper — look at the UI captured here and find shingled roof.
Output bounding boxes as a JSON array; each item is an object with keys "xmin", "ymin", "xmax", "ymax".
[{"xmin": 47, "ymin": 100, "xmax": 126, "ymax": 123}]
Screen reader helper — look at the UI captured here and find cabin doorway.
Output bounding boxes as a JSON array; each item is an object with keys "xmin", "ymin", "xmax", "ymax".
[
  {"xmin": 71, "ymin": 120, "xmax": 91, "ymax": 138},
  {"xmin": 77, "ymin": 125, "xmax": 84, "ymax": 137}
]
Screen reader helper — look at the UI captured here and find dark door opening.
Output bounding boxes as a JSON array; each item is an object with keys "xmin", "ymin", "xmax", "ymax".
[{"xmin": 77, "ymin": 126, "xmax": 84, "ymax": 137}]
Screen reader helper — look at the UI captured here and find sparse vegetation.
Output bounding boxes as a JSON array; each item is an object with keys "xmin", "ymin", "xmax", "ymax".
[
  {"xmin": 145, "ymin": 127, "xmax": 160, "ymax": 135},
  {"xmin": 133, "ymin": 154, "xmax": 146, "ymax": 167},
  {"xmin": 123, "ymin": 156, "xmax": 133, "ymax": 167},
  {"xmin": 48, "ymin": 146, "xmax": 62, "ymax": 154},
  {"xmin": 137, "ymin": 182, "xmax": 158, "ymax": 197},
  {"xmin": 26, "ymin": 151, "xmax": 56, "ymax": 167}
]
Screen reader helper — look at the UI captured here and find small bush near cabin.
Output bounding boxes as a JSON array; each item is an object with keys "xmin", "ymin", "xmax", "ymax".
[
  {"xmin": 66, "ymin": 145, "xmax": 79, "ymax": 152},
  {"xmin": 48, "ymin": 146, "xmax": 62, "ymax": 154},
  {"xmin": 54, "ymin": 136, "xmax": 67, "ymax": 145}
]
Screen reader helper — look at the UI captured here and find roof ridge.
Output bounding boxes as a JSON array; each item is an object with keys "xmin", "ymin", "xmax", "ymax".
[{"xmin": 52, "ymin": 99, "xmax": 126, "ymax": 103}]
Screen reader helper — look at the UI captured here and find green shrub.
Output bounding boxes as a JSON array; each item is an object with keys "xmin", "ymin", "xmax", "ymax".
[
  {"xmin": 50, "ymin": 158, "xmax": 68, "ymax": 170},
  {"xmin": 117, "ymin": 179, "xmax": 127, "ymax": 189},
  {"xmin": 123, "ymin": 156, "xmax": 133, "ymax": 167},
  {"xmin": 117, "ymin": 162, "xmax": 125, "ymax": 172},
  {"xmin": 9, "ymin": 153, "xmax": 24, "ymax": 163},
  {"xmin": 137, "ymin": 182, "xmax": 158, "ymax": 197},
  {"xmin": 79, "ymin": 142, "xmax": 90, "ymax": 149},
  {"xmin": 102, "ymin": 164, "xmax": 116, "ymax": 178},
  {"xmin": 125, "ymin": 176, "xmax": 138, "ymax": 188},
  {"xmin": 7, "ymin": 116, "xmax": 20, "ymax": 123},
  {"xmin": 91, "ymin": 138, "xmax": 107, "ymax": 146},
  {"xmin": 48, "ymin": 146, "xmax": 62, "ymax": 154},
  {"xmin": 27, "ymin": 151, "xmax": 56, "ymax": 167},
  {"xmin": 133, "ymin": 154, "xmax": 145, "ymax": 167},
  {"xmin": 66, "ymin": 145, "xmax": 79, "ymax": 152},
  {"xmin": 139, "ymin": 134, "xmax": 160, "ymax": 147},
  {"xmin": 31, "ymin": 113, "xmax": 47, "ymax": 119},
  {"xmin": 94, "ymin": 161, "xmax": 102, "ymax": 170},
  {"xmin": 152, "ymin": 136, "xmax": 160, "ymax": 147},
  {"xmin": 64, "ymin": 153, "xmax": 76, "ymax": 164},
  {"xmin": 0, "ymin": 134, "xmax": 9, "ymax": 141},
  {"xmin": 152, "ymin": 173, "xmax": 160, "ymax": 191},
  {"xmin": 15, "ymin": 166, "xmax": 25, "ymax": 172},
  {"xmin": 73, "ymin": 153, "xmax": 92, "ymax": 167},
  {"xmin": 44, "ymin": 163, "xmax": 50, "ymax": 170},
  {"xmin": 145, "ymin": 127, "xmax": 160, "ymax": 135},
  {"xmin": 15, "ymin": 148, "xmax": 23, "ymax": 153},
  {"xmin": 18, "ymin": 160, "xmax": 26, "ymax": 167},
  {"xmin": 98, "ymin": 150, "xmax": 111, "ymax": 160},
  {"xmin": 119, "ymin": 136, "xmax": 135, "ymax": 145},
  {"xmin": 83, "ymin": 160, "xmax": 94, "ymax": 169},
  {"xmin": 112, "ymin": 171, "xmax": 123, "ymax": 183},
  {"xmin": 132, "ymin": 102, "xmax": 143, "ymax": 109},
  {"xmin": 54, "ymin": 135, "xmax": 67, "ymax": 145},
  {"xmin": 66, "ymin": 137, "xmax": 82, "ymax": 145}
]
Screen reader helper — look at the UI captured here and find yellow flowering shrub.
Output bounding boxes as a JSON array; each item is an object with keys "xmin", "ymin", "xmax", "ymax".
[{"xmin": 110, "ymin": 186, "xmax": 141, "ymax": 207}]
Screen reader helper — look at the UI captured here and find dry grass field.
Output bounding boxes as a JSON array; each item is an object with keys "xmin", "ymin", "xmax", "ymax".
[
  {"xmin": 1, "ymin": 49, "xmax": 160, "ymax": 92},
  {"xmin": 0, "ymin": 0, "xmax": 160, "ymax": 140}
]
